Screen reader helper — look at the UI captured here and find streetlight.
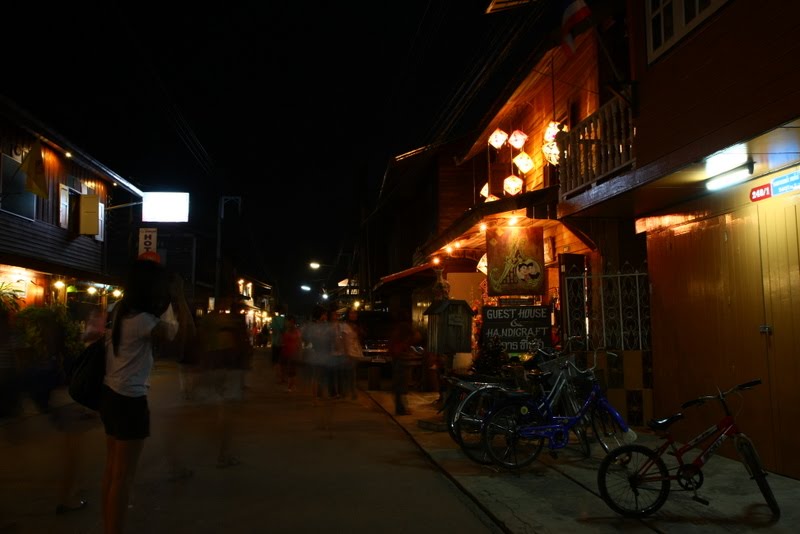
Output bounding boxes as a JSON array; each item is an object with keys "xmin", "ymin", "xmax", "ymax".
[{"xmin": 215, "ymin": 196, "xmax": 241, "ymax": 306}]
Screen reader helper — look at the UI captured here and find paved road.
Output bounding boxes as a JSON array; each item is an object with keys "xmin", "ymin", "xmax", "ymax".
[{"xmin": 0, "ymin": 349, "xmax": 502, "ymax": 533}]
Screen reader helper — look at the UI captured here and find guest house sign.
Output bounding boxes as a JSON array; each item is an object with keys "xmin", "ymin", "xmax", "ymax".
[{"xmin": 481, "ymin": 305, "xmax": 551, "ymax": 353}]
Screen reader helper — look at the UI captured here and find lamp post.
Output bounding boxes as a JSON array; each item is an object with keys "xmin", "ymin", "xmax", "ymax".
[{"xmin": 214, "ymin": 196, "xmax": 241, "ymax": 306}]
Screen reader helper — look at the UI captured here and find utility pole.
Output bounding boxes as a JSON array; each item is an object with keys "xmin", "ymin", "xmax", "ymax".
[{"xmin": 214, "ymin": 196, "xmax": 241, "ymax": 307}]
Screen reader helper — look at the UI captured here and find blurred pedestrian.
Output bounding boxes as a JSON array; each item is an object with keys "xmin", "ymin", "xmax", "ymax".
[
  {"xmin": 333, "ymin": 307, "xmax": 363, "ymax": 400},
  {"xmin": 301, "ymin": 306, "xmax": 335, "ymax": 406},
  {"xmin": 388, "ymin": 309, "xmax": 422, "ymax": 416},
  {"xmin": 279, "ymin": 315, "xmax": 301, "ymax": 392},
  {"xmin": 14, "ymin": 303, "xmax": 97, "ymax": 516},
  {"xmin": 99, "ymin": 258, "xmax": 180, "ymax": 534},
  {"xmin": 154, "ymin": 273, "xmax": 198, "ymax": 482},
  {"xmin": 270, "ymin": 304, "xmax": 286, "ymax": 369},
  {"xmin": 193, "ymin": 299, "xmax": 253, "ymax": 469}
]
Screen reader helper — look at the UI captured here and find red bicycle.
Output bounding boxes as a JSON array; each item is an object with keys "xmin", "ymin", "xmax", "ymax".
[{"xmin": 596, "ymin": 379, "xmax": 779, "ymax": 518}]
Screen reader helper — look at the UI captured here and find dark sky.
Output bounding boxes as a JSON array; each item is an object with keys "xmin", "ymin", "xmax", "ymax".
[{"xmin": 2, "ymin": 2, "xmax": 502, "ymax": 309}]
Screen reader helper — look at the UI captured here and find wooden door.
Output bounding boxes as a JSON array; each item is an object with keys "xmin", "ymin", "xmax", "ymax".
[
  {"xmin": 647, "ymin": 205, "xmax": 776, "ymax": 469},
  {"xmin": 758, "ymin": 197, "xmax": 800, "ymax": 478}
]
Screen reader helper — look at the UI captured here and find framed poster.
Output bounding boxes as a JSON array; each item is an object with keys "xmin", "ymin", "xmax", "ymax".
[{"xmin": 486, "ymin": 225, "xmax": 545, "ymax": 296}]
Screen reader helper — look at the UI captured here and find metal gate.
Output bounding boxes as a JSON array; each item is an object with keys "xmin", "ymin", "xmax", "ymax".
[{"xmin": 562, "ymin": 261, "xmax": 651, "ymax": 351}]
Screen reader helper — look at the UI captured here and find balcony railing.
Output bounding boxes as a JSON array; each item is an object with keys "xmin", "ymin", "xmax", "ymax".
[{"xmin": 557, "ymin": 95, "xmax": 634, "ymax": 199}]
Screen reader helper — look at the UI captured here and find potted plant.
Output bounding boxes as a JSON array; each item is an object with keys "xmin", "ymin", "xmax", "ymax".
[
  {"xmin": 0, "ymin": 282, "xmax": 25, "ymax": 416},
  {"xmin": 13, "ymin": 304, "xmax": 83, "ymax": 412}
]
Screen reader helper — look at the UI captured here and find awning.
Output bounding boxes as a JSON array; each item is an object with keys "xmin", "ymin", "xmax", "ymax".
[
  {"xmin": 372, "ymin": 262, "xmax": 439, "ymax": 294},
  {"xmin": 416, "ymin": 186, "xmax": 559, "ymax": 261},
  {"xmin": 372, "ymin": 257, "xmax": 479, "ymax": 295}
]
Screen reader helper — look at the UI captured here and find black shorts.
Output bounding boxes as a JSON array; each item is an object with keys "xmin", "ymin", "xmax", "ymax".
[{"xmin": 99, "ymin": 385, "xmax": 150, "ymax": 440}]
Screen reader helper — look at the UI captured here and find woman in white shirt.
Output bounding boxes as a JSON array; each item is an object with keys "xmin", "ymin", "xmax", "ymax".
[{"xmin": 98, "ymin": 259, "xmax": 180, "ymax": 534}]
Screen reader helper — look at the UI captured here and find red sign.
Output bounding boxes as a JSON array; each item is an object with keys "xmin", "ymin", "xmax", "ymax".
[{"xmin": 750, "ymin": 184, "xmax": 772, "ymax": 202}]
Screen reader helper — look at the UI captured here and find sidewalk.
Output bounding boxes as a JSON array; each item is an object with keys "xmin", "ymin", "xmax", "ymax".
[{"xmin": 362, "ymin": 381, "xmax": 799, "ymax": 533}]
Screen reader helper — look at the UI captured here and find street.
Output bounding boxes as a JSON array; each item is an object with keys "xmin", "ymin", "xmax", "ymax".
[{"xmin": 0, "ymin": 349, "xmax": 501, "ymax": 533}]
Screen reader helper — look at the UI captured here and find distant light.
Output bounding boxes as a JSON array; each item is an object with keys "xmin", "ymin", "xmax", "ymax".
[
  {"xmin": 309, "ymin": 262, "xmax": 321, "ymax": 270},
  {"xmin": 142, "ymin": 192, "xmax": 190, "ymax": 222},
  {"xmin": 300, "ymin": 285, "xmax": 311, "ymax": 291}
]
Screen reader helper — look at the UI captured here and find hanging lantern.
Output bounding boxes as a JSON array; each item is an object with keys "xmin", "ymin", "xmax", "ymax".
[
  {"xmin": 488, "ymin": 128, "xmax": 508, "ymax": 149},
  {"xmin": 543, "ymin": 121, "xmax": 567, "ymax": 166},
  {"xmin": 503, "ymin": 174, "xmax": 523, "ymax": 195},
  {"xmin": 479, "ymin": 182, "xmax": 490, "ymax": 198},
  {"xmin": 485, "ymin": 194, "xmax": 500, "ymax": 202},
  {"xmin": 512, "ymin": 151, "xmax": 534, "ymax": 174},
  {"xmin": 508, "ymin": 129, "xmax": 528, "ymax": 149},
  {"xmin": 476, "ymin": 253, "xmax": 488, "ymax": 275}
]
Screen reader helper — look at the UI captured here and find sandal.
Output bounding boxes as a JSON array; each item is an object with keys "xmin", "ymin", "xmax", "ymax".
[
  {"xmin": 168, "ymin": 467, "xmax": 195, "ymax": 481},
  {"xmin": 216, "ymin": 455, "xmax": 241, "ymax": 468}
]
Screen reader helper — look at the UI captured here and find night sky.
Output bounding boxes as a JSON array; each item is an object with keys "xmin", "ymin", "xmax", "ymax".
[{"xmin": 2, "ymin": 2, "xmax": 508, "ymax": 310}]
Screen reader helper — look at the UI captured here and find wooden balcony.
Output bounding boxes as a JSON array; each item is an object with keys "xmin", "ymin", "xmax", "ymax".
[{"xmin": 557, "ymin": 95, "xmax": 635, "ymax": 199}]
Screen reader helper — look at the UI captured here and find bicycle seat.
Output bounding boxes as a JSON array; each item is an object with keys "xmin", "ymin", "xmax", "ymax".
[{"xmin": 647, "ymin": 412, "xmax": 685, "ymax": 432}]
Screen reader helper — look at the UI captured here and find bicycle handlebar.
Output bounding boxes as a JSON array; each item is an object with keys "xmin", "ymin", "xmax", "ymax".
[
  {"xmin": 680, "ymin": 379, "xmax": 762, "ymax": 409},
  {"xmin": 560, "ymin": 347, "xmax": 618, "ymax": 374}
]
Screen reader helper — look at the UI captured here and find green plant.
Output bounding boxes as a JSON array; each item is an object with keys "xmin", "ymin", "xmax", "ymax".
[
  {"xmin": 0, "ymin": 282, "xmax": 24, "ymax": 315},
  {"xmin": 13, "ymin": 304, "xmax": 83, "ymax": 371}
]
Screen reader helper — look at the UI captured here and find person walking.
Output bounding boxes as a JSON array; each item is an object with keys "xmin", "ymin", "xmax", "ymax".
[
  {"xmin": 388, "ymin": 309, "xmax": 422, "ymax": 416},
  {"xmin": 270, "ymin": 304, "xmax": 287, "ymax": 370},
  {"xmin": 301, "ymin": 306, "xmax": 335, "ymax": 408},
  {"xmin": 193, "ymin": 299, "xmax": 253, "ymax": 469},
  {"xmin": 279, "ymin": 315, "xmax": 301, "ymax": 392},
  {"xmin": 96, "ymin": 258, "xmax": 181, "ymax": 534},
  {"xmin": 333, "ymin": 307, "xmax": 363, "ymax": 400}
]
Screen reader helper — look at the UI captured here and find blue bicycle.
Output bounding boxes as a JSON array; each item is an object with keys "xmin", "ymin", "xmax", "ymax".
[{"xmin": 481, "ymin": 348, "xmax": 636, "ymax": 470}]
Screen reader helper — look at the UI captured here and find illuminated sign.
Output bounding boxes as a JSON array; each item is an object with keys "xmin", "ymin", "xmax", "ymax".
[{"xmin": 142, "ymin": 192, "xmax": 190, "ymax": 222}]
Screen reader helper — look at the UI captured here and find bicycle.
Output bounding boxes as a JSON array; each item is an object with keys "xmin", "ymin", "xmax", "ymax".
[
  {"xmin": 440, "ymin": 370, "xmax": 519, "ymax": 447},
  {"xmin": 480, "ymin": 348, "xmax": 635, "ymax": 470},
  {"xmin": 449, "ymin": 337, "xmax": 595, "ymax": 465},
  {"xmin": 596, "ymin": 379, "xmax": 780, "ymax": 519},
  {"xmin": 451, "ymin": 367, "xmax": 575, "ymax": 465}
]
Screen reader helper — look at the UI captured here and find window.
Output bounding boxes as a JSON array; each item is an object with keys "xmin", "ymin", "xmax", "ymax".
[
  {"xmin": 0, "ymin": 154, "xmax": 36, "ymax": 220},
  {"xmin": 646, "ymin": 0, "xmax": 728, "ymax": 63}
]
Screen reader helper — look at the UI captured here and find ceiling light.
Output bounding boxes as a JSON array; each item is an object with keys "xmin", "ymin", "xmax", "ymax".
[{"xmin": 706, "ymin": 160, "xmax": 755, "ymax": 191}]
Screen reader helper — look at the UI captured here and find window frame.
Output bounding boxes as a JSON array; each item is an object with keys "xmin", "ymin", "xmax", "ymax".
[
  {"xmin": 0, "ymin": 153, "xmax": 36, "ymax": 220},
  {"xmin": 646, "ymin": 0, "xmax": 729, "ymax": 63}
]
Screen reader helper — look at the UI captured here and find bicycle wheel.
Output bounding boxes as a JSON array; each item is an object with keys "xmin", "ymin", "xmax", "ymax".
[
  {"xmin": 736, "ymin": 437, "xmax": 781, "ymax": 518},
  {"xmin": 444, "ymin": 386, "xmax": 471, "ymax": 445},
  {"xmin": 597, "ymin": 444, "xmax": 670, "ymax": 518},
  {"xmin": 558, "ymin": 389, "xmax": 591, "ymax": 458},
  {"xmin": 591, "ymin": 404, "xmax": 626, "ymax": 454},
  {"xmin": 453, "ymin": 386, "xmax": 507, "ymax": 465},
  {"xmin": 482, "ymin": 402, "xmax": 545, "ymax": 470}
]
